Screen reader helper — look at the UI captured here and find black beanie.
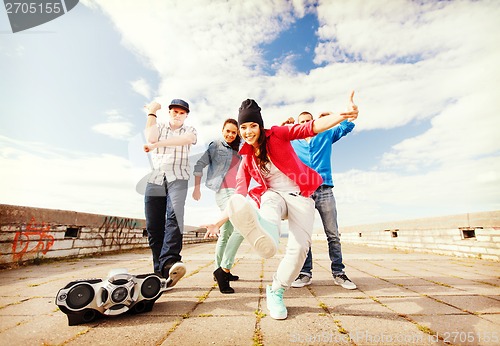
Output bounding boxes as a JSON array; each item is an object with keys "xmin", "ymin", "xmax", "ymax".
[{"xmin": 238, "ymin": 99, "xmax": 263, "ymax": 127}]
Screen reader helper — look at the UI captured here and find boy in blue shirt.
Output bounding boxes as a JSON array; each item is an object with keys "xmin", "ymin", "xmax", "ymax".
[{"xmin": 284, "ymin": 108, "xmax": 357, "ymax": 290}]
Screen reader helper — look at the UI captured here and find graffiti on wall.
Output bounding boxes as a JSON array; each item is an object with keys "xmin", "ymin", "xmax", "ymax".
[
  {"xmin": 12, "ymin": 217, "xmax": 55, "ymax": 261},
  {"xmin": 98, "ymin": 216, "xmax": 140, "ymax": 249}
]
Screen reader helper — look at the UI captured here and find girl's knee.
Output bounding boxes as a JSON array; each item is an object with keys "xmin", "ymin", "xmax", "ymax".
[
  {"xmin": 286, "ymin": 243, "xmax": 309, "ymax": 259},
  {"xmin": 299, "ymin": 243, "xmax": 310, "ymax": 258}
]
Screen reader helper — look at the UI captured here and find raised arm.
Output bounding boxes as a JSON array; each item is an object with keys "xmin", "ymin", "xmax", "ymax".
[
  {"xmin": 144, "ymin": 101, "xmax": 161, "ymax": 143},
  {"xmin": 312, "ymin": 91, "xmax": 358, "ymax": 134},
  {"xmin": 280, "ymin": 117, "xmax": 295, "ymax": 126},
  {"xmin": 143, "ymin": 133, "xmax": 196, "ymax": 151}
]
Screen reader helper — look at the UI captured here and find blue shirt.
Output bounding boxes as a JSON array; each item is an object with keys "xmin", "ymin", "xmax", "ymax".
[{"xmin": 291, "ymin": 120, "xmax": 354, "ymax": 187}]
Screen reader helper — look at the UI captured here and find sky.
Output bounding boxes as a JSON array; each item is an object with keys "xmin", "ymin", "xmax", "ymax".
[{"xmin": 1, "ymin": 0, "xmax": 499, "ymax": 229}]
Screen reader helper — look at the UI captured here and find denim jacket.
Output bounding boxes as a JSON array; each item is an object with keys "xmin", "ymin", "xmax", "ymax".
[{"xmin": 193, "ymin": 138, "xmax": 241, "ymax": 192}]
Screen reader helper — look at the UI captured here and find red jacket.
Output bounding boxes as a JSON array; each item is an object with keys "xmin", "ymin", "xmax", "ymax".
[{"xmin": 235, "ymin": 121, "xmax": 323, "ymax": 207}]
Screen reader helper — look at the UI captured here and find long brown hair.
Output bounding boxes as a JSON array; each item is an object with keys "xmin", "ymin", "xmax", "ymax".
[
  {"xmin": 223, "ymin": 118, "xmax": 240, "ymax": 151},
  {"xmin": 255, "ymin": 125, "xmax": 270, "ymax": 174}
]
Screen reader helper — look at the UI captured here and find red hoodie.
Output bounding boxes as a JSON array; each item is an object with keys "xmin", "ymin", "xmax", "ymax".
[{"xmin": 235, "ymin": 120, "xmax": 323, "ymax": 207}]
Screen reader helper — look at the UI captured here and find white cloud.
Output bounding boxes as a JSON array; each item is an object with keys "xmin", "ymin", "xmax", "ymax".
[
  {"xmin": 3, "ymin": 0, "xmax": 497, "ymax": 226},
  {"xmin": 92, "ymin": 109, "xmax": 135, "ymax": 140},
  {"xmin": 335, "ymin": 154, "xmax": 500, "ymax": 226},
  {"xmin": 85, "ymin": 0, "xmax": 304, "ymax": 119},
  {"xmin": 0, "ymin": 134, "xmax": 227, "ymax": 227},
  {"xmin": 0, "ymin": 136, "xmax": 146, "ymax": 219},
  {"xmin": 314, "ymin": 0, "xmax": 500, "ymax": 64},
  {"xmin": 81, "ymin": 0, "xmax": 499, "ymax": 225},
  {"xmin": 92, "ymin": 121, "xmax": 134, "ymax": 140},
  {"xmin": 130, "ymin": 78, "xmax": 151, "ymax": 99},
  {"xmin": 104, "ymin": 109, "xmax": 124, "ymax": 121},
  {"xmin": 381, "ymin": 91, "xmax": 500, "ymax": 170}
]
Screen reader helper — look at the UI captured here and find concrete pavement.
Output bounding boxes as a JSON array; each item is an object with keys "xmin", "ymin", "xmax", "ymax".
[{"xmin": 0, "ymin": 241, "xmax": 499, "ymax": 345}]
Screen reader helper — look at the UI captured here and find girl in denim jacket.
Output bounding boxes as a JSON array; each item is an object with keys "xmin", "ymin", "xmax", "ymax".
[{"xmin": 192, "ymin": 119, "xmax": 243, "ymax": 293}]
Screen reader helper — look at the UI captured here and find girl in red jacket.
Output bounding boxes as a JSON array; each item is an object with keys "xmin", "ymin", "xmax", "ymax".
[{"xmin": 203, "ymin": 93, "xmax": 358, "ymax": 319}]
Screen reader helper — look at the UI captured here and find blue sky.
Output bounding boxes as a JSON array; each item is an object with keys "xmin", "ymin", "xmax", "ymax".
[{"xmin": 1, "ymin": 0, "xmax": 499, "ymax": 228}]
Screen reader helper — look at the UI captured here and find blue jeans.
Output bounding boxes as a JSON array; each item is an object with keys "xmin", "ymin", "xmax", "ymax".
[
  {"xmin": 144, "ymin": 179, "xmax": 188, "ymax": 274},
  {"xmin": 300, "ymin": 185, "xmax": 345, "ymax": 276}
]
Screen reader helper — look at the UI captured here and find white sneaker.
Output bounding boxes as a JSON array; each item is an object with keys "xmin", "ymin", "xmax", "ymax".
[
  {"xmin": 163, "ymin": 262, "xmax": 186, "ymax": 289},
  {"xmin": 227, "ymin": 194, "xmax": 279, "ymax": 259},
  {"xmin": 291, "ymin": 274, "xmax": 312, "ymax": 288},
  {"xmin": 266, "ymin": 285, "xmax": 287, "ymax": 320},
  {"xmin": 333, "ymin": 273, "xmax": 357, "ymax": 290}
]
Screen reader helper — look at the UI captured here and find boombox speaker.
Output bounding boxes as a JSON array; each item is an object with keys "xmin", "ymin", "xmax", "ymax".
[{"xmin": 56, "ymin": 271, "xmax": 169, "ymax": 325}]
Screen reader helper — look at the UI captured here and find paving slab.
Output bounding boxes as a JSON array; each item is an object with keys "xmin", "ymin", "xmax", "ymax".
[
  {"xmin": 426, "ymin": 295, "xmax": 500, "ymax": 314},
  {"xmin": 0, "ymin": 241, "xmax": 498, "ymax": 345},
  {"xmin": 167, "ymin": 316, "xmax": 256, "ymax": 346},
  {"xmin": 260, "ymin": 312, "xmax": 348, "ymax": 345},
  {"xmin": 336, "ymin": 315, "xmax": 448, "ymax": 346},
  {"xmin": 411, "ymin": 314, "xmax": 500, "ymax": 346},
  {"xmin": 320, "ymin": 297, "xmax": 396, "ymax": 316},
  {"xmin": 65, "ymin": 315, "xmax": 180, "ymax": 346},
  {"xmin": 376, "ymin": 296, "xmax": 465, "ymax": 315},
  {"xmin": 406, "ymin": 284, "xmax": 469, "ymax": 296}
]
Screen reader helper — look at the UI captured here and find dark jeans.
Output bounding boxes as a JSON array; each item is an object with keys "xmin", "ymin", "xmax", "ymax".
[
  {"xmin": 301, "ymin": 185, "xmax": 345, "ymax": 276},
  {"xmin": 144, "ymin": 179, "xmax": 188, "ymax": 274}
]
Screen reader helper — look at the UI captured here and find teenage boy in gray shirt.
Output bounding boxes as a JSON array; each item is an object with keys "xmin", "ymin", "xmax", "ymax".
[{"xmin": 143, "ymin": 99, "xmax": 197, "ymax": 288}]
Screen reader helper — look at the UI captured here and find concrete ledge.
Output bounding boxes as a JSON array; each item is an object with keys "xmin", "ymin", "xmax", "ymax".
[
  {"xmin": 337, "ymin": 210, "xmax": 500, "ymax": 261},
  {"xmin": 0, "ymin": 204, "xmax": 213, "ymax": 267}
]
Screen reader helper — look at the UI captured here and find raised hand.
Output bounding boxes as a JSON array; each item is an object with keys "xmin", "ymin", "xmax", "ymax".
[
  {"xmin": 280, "ymin": 117, "xmax": 295, "ymax": 126},
  {"xmin": 145, "ymin": 101, "xmax": 161, "ymax": 114},
  {"xmin": 342, "ymin": 90, "xmax": 358, "ymax": 121},
  {"xmin": 350, "ymin": 90, "xmax": 358, "ymax": 110}
]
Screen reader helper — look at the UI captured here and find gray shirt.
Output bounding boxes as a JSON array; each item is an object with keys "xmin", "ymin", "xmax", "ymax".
[{"xmin": 148, "ymin": 123, "xmax": 197, "ymax": 184}]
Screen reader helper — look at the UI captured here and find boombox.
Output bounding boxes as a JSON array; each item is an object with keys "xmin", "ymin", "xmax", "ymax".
[{"xmin": 56, "ymin": 270, "xmax": 169, "ymax": 325}]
